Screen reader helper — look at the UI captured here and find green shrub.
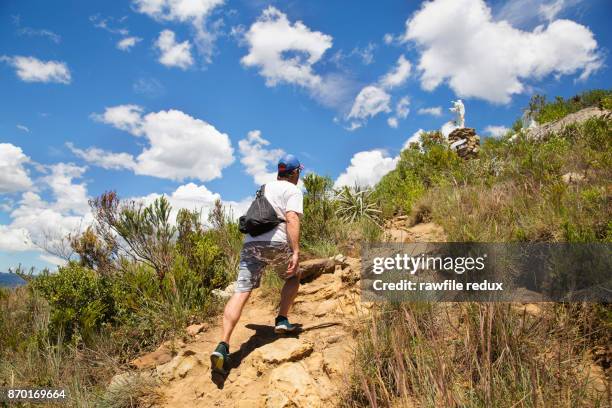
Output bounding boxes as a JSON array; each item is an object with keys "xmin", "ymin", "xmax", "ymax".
[{"xmin": 32, "ymin": 264, "xmax": 114, "ymax": 342}]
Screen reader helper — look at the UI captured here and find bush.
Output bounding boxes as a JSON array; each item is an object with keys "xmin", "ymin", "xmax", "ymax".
[{"xmin": 32, "ymin": 263, "xmax": 115, "ymax": 342}]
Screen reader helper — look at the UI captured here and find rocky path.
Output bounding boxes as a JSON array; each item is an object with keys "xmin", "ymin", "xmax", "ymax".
[
  {"xmin": 125, "ymin": 256, "xmax": 367, "ymax": 407},
  {"xmin": 117, "ymin": 220, "xmax": 448, "ymax": 407}
]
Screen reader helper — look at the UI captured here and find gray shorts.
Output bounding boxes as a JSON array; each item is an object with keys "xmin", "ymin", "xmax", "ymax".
[{"xmin": 234, "ymin": 241, "xmax": 294, "ymax": 293}]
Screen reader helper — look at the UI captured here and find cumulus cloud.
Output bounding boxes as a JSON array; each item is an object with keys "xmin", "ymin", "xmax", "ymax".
[
  {"xmin": 403, "ymin": 0, "xmax": 602, "ymax": 103},
  {"xmin": 135, "ymin": 182, "xmax": 251, "ymax": 222},
  {"xmin": 387, "ymin": 96, "xmax": 410, "ymax": 128},
  {"xmin": 403, "ymin": 129, "xmax": 425, "ymax": 150},
  {"xmin": 484, "ymin": 125, "xmax": 510, "ymax": 138},
  {"xmin": 1, "ymin": 55, "xmax": 71, "ymax": 84},
  {"xmin": 117, "ymin": 36, "xmax": 142, "ymax": 51},
  {"xmin": 91, "ymin": 104, "xmax": 145, "ymax": 135},
  {"xmin": 347, "ymin": 85, "xmax": 392, "ymax": 126},
  {"xmin": 1, "ymin": 163, "xmax": 93, "ymax": 257},
  {"xmin": 241, "ymin": 7, "xmax": 333, "ymax": 89},
  {"xmin": 238, "ymin": 130, "xmax": 284, "ymax": 186},
  {"xmin": 67, "ymin": 143, "xmax": 136, "ymax": 171},
  {"xmin": 496, "ymin": 0, "xmax": 583, "ymax": 26},
  {"xmin": 417, "ymin": 106, "xmax": 442, "ymax": 116},
  {"xmin": 88, "ymin": 105, "xmax": 234, "ymax": 182},
  {"xmin": 334, "ymin": 150, "xmax": 398, "ymax": 189},
  {"xmin": 133, "ymin": 0, "xmax": 225, "ymax": 63},
  {"xmin": 155, "ymin": 30, "xmax": 194, "ymax": 69},
  {"xmin": 346, "ymin": 55, "xmax": 412, "ymax": 129},
  {"xmin": 379, "ymin": 55, "xmax": 411, "ymax": 89},
  {"xmin": 0, "ymin": 143, "xmax": 33, "ymax": 193}
]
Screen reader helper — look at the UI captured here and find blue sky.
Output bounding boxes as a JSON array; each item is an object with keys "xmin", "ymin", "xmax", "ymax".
[{"xmin": 0, "ymin": 0, "xmax": 610, "ymax": 271}]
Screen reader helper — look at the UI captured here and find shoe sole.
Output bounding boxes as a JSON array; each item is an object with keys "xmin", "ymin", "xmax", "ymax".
[
  {"xmin": 210, "ymin": 352, "xmax": 225, "ymax": 374},
  {"xmin": 274, "ymin": 325, "xmax": 297, "ymax": 334}
]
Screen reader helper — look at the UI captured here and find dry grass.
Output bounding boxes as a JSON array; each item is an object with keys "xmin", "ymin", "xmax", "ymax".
[{"xmin": 344, "ymin": 302, "xmax": 610, "ymax": 407}]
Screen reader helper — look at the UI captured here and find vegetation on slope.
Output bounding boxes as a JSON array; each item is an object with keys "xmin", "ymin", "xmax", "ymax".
[{"xmin": 347, "ymin": 90, "xmax": 612, "ymax": 407}]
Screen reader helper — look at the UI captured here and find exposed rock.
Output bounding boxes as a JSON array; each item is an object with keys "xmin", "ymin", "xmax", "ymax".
[
  {"xmin": 527, "ymin": 107, "xmax": 612, "ymax": 141},
  {"xmin": 299, "ymin": 258, "xmax": 335, "ymax": 282},
  {"xmin": 186, "ymin": 323, "xmax": 207, "ymax": 336},
  {"xmin": 131, "ymin": 343, "xmax": 176, "ymax": 369},
  {"xmin": 448, "ymin": 127, "xmax": 480, "ymax": 159},
  {"xmin": 251, "ymin": 338, "xmax": 313, "ymax": 374},
  {"xmin": 561, "ymin": 172, "xmax": 586, "ymax": 184},
  {"xmin": 156, "ymin": 353, "xmax": 202, "ymax": 381},
  {"xmin": 268, "ymin": 362, "xmax": 323, "ymax": 407}
]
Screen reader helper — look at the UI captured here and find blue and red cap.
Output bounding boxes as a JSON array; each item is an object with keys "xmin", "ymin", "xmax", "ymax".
[{"xmin": 277, "ymin": 154, "xmax": 304, "ymax": 175}]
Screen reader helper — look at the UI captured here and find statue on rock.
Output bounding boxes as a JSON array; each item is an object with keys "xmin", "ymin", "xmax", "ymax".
[{"xmin": 450, "ymin": 99, "xmax": 465, "ymax": 128}]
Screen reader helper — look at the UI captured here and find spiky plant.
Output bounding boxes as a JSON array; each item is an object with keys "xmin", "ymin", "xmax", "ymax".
[{"xmin": 335, "ymin": 185, "xmax": 381, "ymax": 225}]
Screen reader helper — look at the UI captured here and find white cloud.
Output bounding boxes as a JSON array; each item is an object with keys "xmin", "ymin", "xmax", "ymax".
[
  {"xmin": 403, "ymin": 0, "xmax": 602, "ymax": 103},
  {"xmin": 133, "ymin": 0, "xmax": 225, "ymax": 63},
  {"xmin": 347, "ymin": 85, "xmax": 391, "ymax": 125},
  {"xmin": 238, "ymin": 130, "xmax": 284, "ymax": 185},
  {"xmin": 155, "ymin": 30, "xmax": 194, "ymax": 69},
  {"xmin": 403, "ymin": 129, "xmax": 425, "ymax": 150},
  {"xmin": 1, "ymin": 56, "xmax": 71, "ymax": 84},
  {"xmin": 117, "ymin": 36, "xmax": 142, "ymax": 51},
  {"xmin": 17, "ymin": 27, "xmax": 61, "ymax": 43},
  {"xmin": 379, "ymin": 55, "xmax": 411, "ymax": 89},
  {"xmin": 133, "ymin": 77, "xmax": 164, "ymax": 97},
  {"xmin": 334, "ymin": 150, "xmax": 398, "ymax": 189},
  {"xmin": 351, "ymin": 43, "xmax": 376, "ymax": 65},
  {"xmin": 135, "ymin": 182, "xmax": 251, "ymax": 222},
  {"xmin": 2, "ymin": 163, "xmax": 93, "ymax": 255},
  {"xmin": 387, "ymin": 96, "xmax": 410, "ymax": 128},
  {"xmin": 396, "ymin": 96, "xmax": 410, "ymax": 119},
  {"xmin": 496, "ymin": 0, "xmax": 583, "ymax": 26},
  {"xmin": 0, "ymin": 225, "xmax": 31, "ymax": 252},
  {"xmin": 484, "ymin": 125, "xmax": 510, "ymax": 138},
  {"xmin": 383, "ymin": 33, "xmax": 394, "ymax": 45},
  {"xmin": 0, "ymin": 143, "xmax": 33, "ymax": 194},
  {"xmin": 241, "ymin": 6, "xmax": 332, "ymax": 90},
  {"xmin": 91, "ymin": 104, "xmax": 145, "ymax": 135},
  {"xmin": 417, "ymin": 106, "xmax": 442, "ymax": 116},
  {"xmin": 67, "ymin": 143, "xmax": 136, "ymax": 171},
  {"xmin": 441, "ymin": 121, "xmax": 458, "ymax": 137},
  {"xmin": 16, "ymin": 124, "xmax": 30, "ymax": 132},
  {"xmin": 89, "ymin": 105, "xmax": 234, "ymax": 182}
]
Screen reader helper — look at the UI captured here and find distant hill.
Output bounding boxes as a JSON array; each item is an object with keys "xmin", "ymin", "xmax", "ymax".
[{"xmin": 0, "ymin": 272, "xmax": 26, "ymax": 288}]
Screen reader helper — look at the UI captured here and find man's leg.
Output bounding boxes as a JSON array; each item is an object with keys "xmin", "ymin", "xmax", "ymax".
[
  {"xmin": 221, "ymin": 291, "xmax": 251, "ymax": 343},
  {"xmin": 278, "ymin": 276, "xmax": 299, "ymax": 318}
]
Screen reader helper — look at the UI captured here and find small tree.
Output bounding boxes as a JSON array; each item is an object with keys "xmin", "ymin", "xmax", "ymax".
[{"xmin": 90, "ymin": 191, "xmax": 176, "ymax": 282}]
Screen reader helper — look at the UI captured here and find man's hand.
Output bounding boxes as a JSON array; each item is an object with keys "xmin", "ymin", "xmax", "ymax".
[
  {"xmin": 285, "ymin": 210, "xmax": 301, "ymax": 278},
  {"xmin": 286, "ymin": 251, "xmax": 300, "ymax": 278}
]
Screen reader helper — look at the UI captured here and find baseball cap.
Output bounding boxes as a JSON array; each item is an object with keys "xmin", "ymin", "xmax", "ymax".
[{"xmin": 277, "ymin": 154, "xmax": 304, "ymax": 174}]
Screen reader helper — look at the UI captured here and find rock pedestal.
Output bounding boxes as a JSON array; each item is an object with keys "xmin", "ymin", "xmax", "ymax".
[{"xmin": 448, "ymin": 127, "xmax": 480, "ymax": 159}]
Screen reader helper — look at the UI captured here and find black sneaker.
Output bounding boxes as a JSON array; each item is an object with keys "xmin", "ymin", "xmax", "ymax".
[
  {"xmin": 210, "ymin": 342, "xmax": 229, "ymax": 374},
  {"xmin": 274, "ymin": 316, "xmax": 298, "ymax": 334}
]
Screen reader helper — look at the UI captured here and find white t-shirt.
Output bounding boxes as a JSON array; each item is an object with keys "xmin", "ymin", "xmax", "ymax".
[{"xmin": 244, "ymin": 180, "xmax": 303, "ymax": 243}]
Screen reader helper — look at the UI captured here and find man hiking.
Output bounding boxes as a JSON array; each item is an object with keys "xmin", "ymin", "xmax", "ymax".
[{"xmin": 210, "ymin": 154, "xmax": 304, "ymax": 374}]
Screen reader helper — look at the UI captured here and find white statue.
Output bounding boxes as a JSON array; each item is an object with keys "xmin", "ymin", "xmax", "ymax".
[
  {"xmin": 450, "ymin": 99, "xmax": 465, "ymax": 128},
  {"xmin": 521, "ymin": 110, "xmax": 538, "ymax": 130}
]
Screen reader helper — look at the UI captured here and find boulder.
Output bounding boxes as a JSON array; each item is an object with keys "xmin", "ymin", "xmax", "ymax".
[
  {"xmin": 561, "ymin": 172, "xmax": 585, "ymax": 184},
  {"xmin": 299, "ymin": 258, "xmax": 335, "ymax": 282}
]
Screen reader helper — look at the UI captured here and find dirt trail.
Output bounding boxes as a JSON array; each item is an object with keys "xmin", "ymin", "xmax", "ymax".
[
  {"xmin": 120, "ymin": 221, "xmax": 445, "ymax": 407},
  {"xmin": 127, "ymin": 256, "xmax": 366, "ymax": 407}
]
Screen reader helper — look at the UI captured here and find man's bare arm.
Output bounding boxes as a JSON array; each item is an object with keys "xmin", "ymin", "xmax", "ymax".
[{"xmin": 285, "ymin": 211, "xmax": 300, "ymax": 276}]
